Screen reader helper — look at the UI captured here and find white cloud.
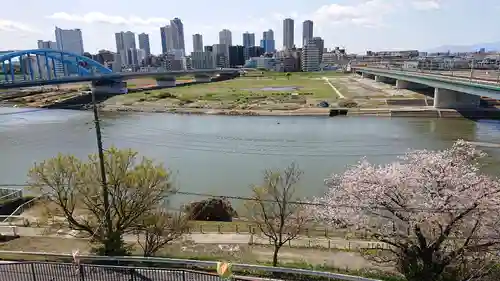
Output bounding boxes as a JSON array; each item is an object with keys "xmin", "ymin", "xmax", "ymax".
[
  {"xmin": 0, "ymin": 19, "xmax": 39, "ymax": 33},
  {"xmin": 312, "ymin": 0, "xmax": 397, "ymax": 28},
  {"xmin": 411, "ymin": 0, "xmax": 440, "ymax": 10},
  {"xmin": 47, "ymin": 12, "xmax": 170, "ymax": 26}
]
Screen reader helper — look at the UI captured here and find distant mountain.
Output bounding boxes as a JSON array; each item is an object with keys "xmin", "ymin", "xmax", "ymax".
[{"xmin": 426, "ymin": 42, "xmax": 500, "ymax": 53}]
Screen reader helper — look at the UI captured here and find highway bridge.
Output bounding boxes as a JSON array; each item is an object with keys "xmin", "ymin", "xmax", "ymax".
[
  {"xmin": 352, "ymin": 67, "xmax": 500, "ymax": 109},
  {"xmin": 0, "ymin": 49, "xmax": 240, "ymax": 92}
]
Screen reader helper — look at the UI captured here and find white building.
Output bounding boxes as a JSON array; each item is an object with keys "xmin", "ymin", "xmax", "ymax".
[
  {"xmin": 302, "ymin": 38, "xmax": 321, "ymax": 72},
  {"xmin": 191, "ymin": 51, "xmax": 214, "ymax": 69},
  {"xmin": 55, "ymin": 27, "xmax": 84, "ymax": 55},
  {"xmin": 219, "ymin": 29, "xmax": 232, "ymax": 46}
]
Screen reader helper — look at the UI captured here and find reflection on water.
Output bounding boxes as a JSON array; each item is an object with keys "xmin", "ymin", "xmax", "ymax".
[{"xmin": 1, "ymin": 107, "xmax": 499, "ymax": 201}]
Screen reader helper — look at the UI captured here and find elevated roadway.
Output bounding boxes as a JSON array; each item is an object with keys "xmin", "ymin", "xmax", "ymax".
[{"xmin": 352, "ymin": 67, "xmax": 500, "ymax": 109}]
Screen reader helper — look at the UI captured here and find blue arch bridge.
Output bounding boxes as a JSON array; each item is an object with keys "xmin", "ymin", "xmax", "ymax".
[{"xmin": 0, "ymin": 49, "xmax": 239, "ymax": 93}]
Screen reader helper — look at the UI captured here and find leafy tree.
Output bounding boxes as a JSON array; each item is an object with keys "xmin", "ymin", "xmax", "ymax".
[
  {"xmin": 285, "ymin": 72, "xmax": 291, "ymax": 80},
  {"xmin": 135, "ymin": 210, "xmax": 189, "ymax": 257},
  {"xmin": 28, "ymin": 147, "xmax": 174, "ymax": 256},
  {"xmin": 312, "ymin": 140, "xmax": 500, "ymax": 281},
  {"xmin": 245, "ymin": 163, "xmax": 308, "ymax": 267}
]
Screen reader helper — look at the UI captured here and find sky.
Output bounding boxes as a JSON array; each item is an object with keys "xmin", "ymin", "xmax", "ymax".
[{"xmin": 0, "ymin": 0, "xmax": 499, "ymax": 55}]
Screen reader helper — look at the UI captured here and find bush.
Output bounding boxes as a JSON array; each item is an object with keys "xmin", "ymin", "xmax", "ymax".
[
  {"xmin": 337, "ymin": 99, "xmax": 358, "ymax": 108},
  {"xmin": 184, "ymin": 198, "xmax": 237, "ymax": 222}
]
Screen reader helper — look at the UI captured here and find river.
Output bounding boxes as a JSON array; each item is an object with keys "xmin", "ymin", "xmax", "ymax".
[{"xmin": 1, "ymin": 107, "xmax": 500, "ymax": 207}]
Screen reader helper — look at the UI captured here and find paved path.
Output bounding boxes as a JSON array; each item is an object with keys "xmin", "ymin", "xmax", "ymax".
[{"xmin": 12, "ymin": 226, "xmax": 386, "ymax": 250}]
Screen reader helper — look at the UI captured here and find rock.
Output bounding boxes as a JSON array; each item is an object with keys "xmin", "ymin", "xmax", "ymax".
[{"xmin": 184, "ymin": 198, "xmax": 238, "ymax": 222}]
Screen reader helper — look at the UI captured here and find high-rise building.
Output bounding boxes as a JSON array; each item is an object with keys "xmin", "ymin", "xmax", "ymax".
[
  {"xmin": 191, "ymin": 51, "xmax": 214, "ymax": 69},
  {"xmin": 302, "ymin": 20, "xmax": 313, "ymax": 46},
  {"xmin": 115, "ymin": 31, "xmax": 137, "ymax": 66},
  {"xmin": 311, "ymin": 37, "xmax": 324, "ymax": 64},
  {"xmin": 219, "ymin": 29, "xmax": 232, "ymax": 46},
  {"xmin": 160, "ymin": 26, "xmax": 172, "ymax": 54},
  {"xmin": 283, "ymin": 18, "xmax": 294, "ymax": 49},
  {"xmin": 212, "ymin": 43, "xmax": 229, "ymax": 68},
  {"xmin": 242, "ymin": 32, "xmax": 255, "ymax": 48},
  {"xmin": 263, "ymin": 29, "xmax": 274, "ymax": 41},
  {"xmin": 229, "ymin": 45, "xmax": 245, "ymax": 67},
  {"xmin": 260, "ymin": 39, "xmax": 275, "ymax": 53},
  {"xmin": 302, "ymin": 38, "xmax": 323, "ymax": 72},
  {"xmin": 204, "ymin": 46, "xmax": 213, "ymax": 52},
  {"xmin": 242, "ymin": 32, "xmax": 255, "ymax": 60},
  {"xmin": 55, "ymin": 27, "xmax": 84, "ymax": 55},
  {"xmin": 36, "ymin": 40, "xmax": 59, "ymax": 78},
  {"xmin": 138, "ymin": 33, "xmax": 151, "ymax": 57},
  {"xmin": 161, "ymin": 19, "xmax": 185, "ymax": 56},
  {"xmin": 170, "ymin": 18, "xmax": 185, "ymax": 54},
  {"xmin": 193, "ymin": 34, "xmax": 203, "ymax": 52}
]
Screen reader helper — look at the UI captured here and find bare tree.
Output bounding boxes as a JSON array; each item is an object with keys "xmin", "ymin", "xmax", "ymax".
[
  {"xmin": 136, "ymin": 210, "xmax": 189, "ymax": 257},
  {"xmin": 245, "ymin": 163, "xmax": 308, "ymax": 267},
  {"xmin": 28, "ymin": 147, "xmax": 175, "ymax": 256}
]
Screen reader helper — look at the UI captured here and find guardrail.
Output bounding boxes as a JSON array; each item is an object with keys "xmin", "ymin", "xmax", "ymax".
[
  {"xmin": 1, "ymin": 195, "xmax": 41, "ymax": 223},
  {"xmin": 0, "ymin": 250, "xmax": 382, "ymax": 281}
]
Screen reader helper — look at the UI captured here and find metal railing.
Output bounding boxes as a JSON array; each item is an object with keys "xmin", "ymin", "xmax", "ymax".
[
  {"xmin": 1, "ymin": 195, "xmax": 42, "ymax": 223},
  {"xmin": 0, "ymin": 250, "xmax": 382, "ymax": 281}
]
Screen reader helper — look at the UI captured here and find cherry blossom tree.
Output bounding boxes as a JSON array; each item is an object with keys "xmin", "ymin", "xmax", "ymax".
[{"xmin": 312, "ymin": 140, "xmax": 500, "ymax": 281}]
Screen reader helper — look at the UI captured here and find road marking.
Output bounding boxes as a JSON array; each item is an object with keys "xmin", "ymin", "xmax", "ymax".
[{"xmin": 322, "ymin": 77, "xmax": 345, "ymax": 99}]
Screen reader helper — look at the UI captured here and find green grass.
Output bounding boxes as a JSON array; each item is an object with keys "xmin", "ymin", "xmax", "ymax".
[{"xmin": 119, "ymin": 74, "xmax": 337, "ymax": 103}]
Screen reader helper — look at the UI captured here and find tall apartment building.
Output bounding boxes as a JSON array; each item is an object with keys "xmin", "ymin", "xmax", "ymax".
[
  {"xmin": 302, "ymin": 20, "xmax": 313, "ymax": 46},
  {"xmin": 55, "ymin": 27, "xmax": 84, "ymax": 54},
  {"xmin": 263, "ymin": 29, "xmax": 274, "ymax": 41},
  {"xmin": 242, "ymin": 32, "xmax": 255, "ymax": 60},
  {"xmin": 170, "ymin": 18, "xmax": 185, "ymax": 54},
  {"xmin": 242, "ymin": 32, "xmax": 255, "ymax": 48},
  {"xmin": 192, "ymin": 34, "xmax": 204, "ymax": 52},
  {"xmin": 160, "ymin": 25, "xmax": 172, "ymax": 54},
  {"xmin": 138, "ymin": 33, "xmax": 151, "ymax": 57},
  {"xmin": 115, "ymin": 31, "xmax": 137, "ymax": 66},
  {"xmin": 191, "ymin": 51, "xmax": 214, "ymax": 69},
  {"xmin": 283, "ymin": 18, "xmax": 294, "ymax": 49},
  {"xmin": 301, "ymin": 38, "xmax": 322, "ymax": 72},
  {"xmin": 311, "ymin": 37, "xmax": 324, "ymax": 64},
  {"xmin": 219, "ymin": 29, "xmax": 232, "ymax": 46}
]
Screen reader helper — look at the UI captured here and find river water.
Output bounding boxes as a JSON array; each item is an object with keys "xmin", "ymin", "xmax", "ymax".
[{"xmin": 1, "ymin": 107, "xmax": 500, "ymax": 206}]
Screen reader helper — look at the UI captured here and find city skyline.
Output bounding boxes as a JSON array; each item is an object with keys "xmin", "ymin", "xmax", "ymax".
[{"xmin": 0, "ymin": 0, "xmax": 499, "ymax": 54}]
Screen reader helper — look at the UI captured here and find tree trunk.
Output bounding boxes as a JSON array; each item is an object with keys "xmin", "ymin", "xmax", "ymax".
[{"xmin": 272, "ymin": 246, "xmax": 279, "ymax": 267}]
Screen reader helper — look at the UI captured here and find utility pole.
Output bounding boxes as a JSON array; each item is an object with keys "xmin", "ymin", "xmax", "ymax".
[{"xmin": 91, "ymin": 87, "xmax": 113, "ymax": 253}]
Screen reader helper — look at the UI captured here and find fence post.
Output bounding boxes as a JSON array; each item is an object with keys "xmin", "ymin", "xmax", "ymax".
[
  {"xmin": 78, "ymin": 264, "xmax": 85, "ymax": 281},
  {"xmin": 182, "ymin": 270, "xmax": 187, "ymax": 281},
  {"xmin": 30, "ymin": 263, "xmax": 36, "ymax": 281}
]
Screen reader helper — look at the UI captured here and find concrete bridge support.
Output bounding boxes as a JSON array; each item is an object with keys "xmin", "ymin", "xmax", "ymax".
[
  {"xmin": 91, "ymin": 79, "xmax": 128, "ymax": 95},
  {"xmin": 433, "ymin": 88, "xmax": 480, "ymax": 109},
  {"xmin": 374, "ymin": 75, "xmax": 386, "ymax": 82},
  {"xmin": 194, "ymin": 74, "xmax": 211, "ymax": 83},
  {"xmin": 361, "ymin": 72, "xmax": 370, "ymax": 79},
  {"xmin": 396, "ymin": 79, "xmax": 409, "ymax": 89},
  {"xmin": 155, "ymin": 77, "xmax": 176, "ymax": 87}
]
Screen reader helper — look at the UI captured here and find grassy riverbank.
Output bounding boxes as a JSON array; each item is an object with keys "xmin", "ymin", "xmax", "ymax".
[{"xmin": 104, "ymin": 72, "xmax": 341, "ymax": 112}]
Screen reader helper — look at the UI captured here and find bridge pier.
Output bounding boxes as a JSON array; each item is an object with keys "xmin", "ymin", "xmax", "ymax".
[
  {"xmin": 395, "ymin": 79, "xmax": 409, "ymax": 89},
  {"xmin": 91, "ymin": 79, "xmax": 128, "ymax": 95},
  {"xmin": 361, "ymin": 72, "xmax": 370, "ymax": 79},
  {"xmin": 434, "ymin": 88, "xmax": 480, "ymax": 109},
  {"xmin": 374, "ymin": 75, "xmax": 386, "ymax": 82},
  {"xmin": 155, "ymin": 76, "xmax": 176, "ymax": 87},
  {"xmin": 194, "ymin": 74, "xmax": 211, "ymax": 83}
]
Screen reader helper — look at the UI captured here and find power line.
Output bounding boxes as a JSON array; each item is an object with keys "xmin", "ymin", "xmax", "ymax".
[{"xmin": 4, "ymin": 183, "xmax": 500, "ymax": 213}]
